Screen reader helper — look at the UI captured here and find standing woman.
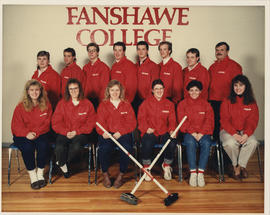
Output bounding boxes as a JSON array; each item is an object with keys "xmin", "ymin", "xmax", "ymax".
[
  {"xmin": 220, "ymin": 75, "xmax": 259, "ymax": 180},
  {"xmin": 52, "ymin": 78, "xmax": 96, "ymax": 178},
  {"xmin": 96, "ymin": 80, "xmax": 136, "ymax": 188},
  {"xmin": 177, "ymin": 80, "xmax": 214, "ymax": 187},
  {"xmin": 11, "ymin": 79, "xmax": 52, "ymax": 189},
  {"xmin": 138, "ymin": 79, "xmax": 177, "ymax": 181}
]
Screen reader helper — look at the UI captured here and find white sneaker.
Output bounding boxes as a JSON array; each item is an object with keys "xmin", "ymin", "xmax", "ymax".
[
  {"xmin": 197, "ymin": 173, "xmax": 205, "ymax": 187},
  {"xmin": 189, "ymin": 173, "xmax": 198, "ymax": 187},
  {"xmin": 162, "ymin": 163, "xmax": 172, "ymax": 180},
  {"xmin": 144, "ymin": 169, "xmax": 151, "ymax": 181}
]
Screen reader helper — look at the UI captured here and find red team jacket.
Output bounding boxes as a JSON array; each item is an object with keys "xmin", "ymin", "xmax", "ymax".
[
  {"xmin": 183, "ymin": 63, "xmax": 210, "ymax": 100},
  {"xmin": 159, "ymin": 58, "xmax": 183, "ymax": 104},
  {"xmin": 60, "ymin": 62, "xmax": 85, "ymax": 97},
  {"xmin": 177, "ymin": 97, "xmax": 214, "ymax": 135},
  {"xmin": 52, "ymin": 98, "xmax": 96, "ymax": 136},
  {"xmin": 136, "ymin": 58, "xmax": 159, "ymax": 100},
  {"xmin": 11, "ymin": 102, "xmax": 52, "ymax": 137},
  {"xmin": 220, "ymin": 97, "xmax": 259, "ymax": 136},
  {"xmin": 110, "ymin": 56, "xmax": 137, "ymax": 103},
  {"xmin": 208, "ymin": 56, "xmax": 242, "ymax": 101},
  {"xmin": 138, "ymin": 95, "xmax": 176, "ymax": 137},
  {"xmin": 83, "ymin": 59, "xmax": 110, "ymax": 101},
  {"xmin": 96, "ymin": 100, "xmax": 136, "ymax": 136},
  {"xmin": 32, "ymin": 65, "xmax": 61, "ymax": 109}
]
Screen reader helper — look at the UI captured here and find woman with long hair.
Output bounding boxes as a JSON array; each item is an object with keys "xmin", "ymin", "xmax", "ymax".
[
  {"xmin": 96, "ymin": 79, "xmax": 136, "ymax": 188},
  {"xmin": 52, "ymin": 78, "xmax": 96, "ymax": 178},
  {"xmin": 11, "ymin": 79, "xmax": 52, "ymax": 189},
  {"xmin": 220, "ymin": 74, "xmax": 259, "ymax": 180}
]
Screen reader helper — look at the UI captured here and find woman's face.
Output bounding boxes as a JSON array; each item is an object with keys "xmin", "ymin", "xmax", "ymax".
[
  {"xmin": 152, "ymin": 84, "xmax": 164, "ymax": 100},
  {"xmin": 37, "ymin": 56, "xmax": 49, "ymax": 69},
  {"xmin": 109, "ymin": 85, "xmax": 121, "ymax": 100},
  {"xmin": 28, "ymin": 85, "xmax": 41, "ymax": 101},
  {"xmin": 234, "ymin": 81, "xmax": 246, "ymax": 96},
  {"xmin": 186, "ymin": 52, "xmax": 199, "ymax": 67},
  {"xmin": 188, "ymin": 86, "xmax": 201, "ymax": 100},
  {"xmin": 68, "ymin": 83, "xmax": 80, "ymax": 100}
]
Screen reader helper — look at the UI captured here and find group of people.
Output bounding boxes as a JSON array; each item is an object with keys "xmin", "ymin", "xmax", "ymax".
[{"xmin": 11, "ymin": 40, "xmax": 259, "ymax": 190}]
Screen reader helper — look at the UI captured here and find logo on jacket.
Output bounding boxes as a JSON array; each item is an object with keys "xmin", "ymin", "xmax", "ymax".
[
  {"xmin": 199, "ymin": 112, "xmax": 205, "ymax": 114},
  {"xmin": 217, "ymin": 71, "xmax": 225, "ymax": 74},
  {"xmin": 141, "ymin": 72, "xmax": 149, "ymax": 75},
  {"xmin": 121, "ymin": 112, "xmax": 128, "ymax": 114},
  {"xmin": 64, "ymin": 76, "xmax": 70, "ymax": 79},
  {"xmin": 40, "ymin": 113, "xmax": 48, "ymax": 117},
  {"xmin": 163, "ymin": 72, "xmax": 170, "ymax": 76},
  {"xmin": 116, "ymin": 71, "xmax": 122, "ymax": 74},
  {"xmin": 189, "ymin": 76, "xmax": 196, "ymax": 80},
  {"xmin": 162, "ymin": 110, "xmax": 169, "ymax": 113},
  {"xmin": 78, "ymin": 112, "xmax": 87, "ymax": 115},
  {"xmin": 243, "ymin": 108, "xmax": 251, "ymax": 111},
  {"xmin": 40, "ymin": 80, "xmax": 47, "ymax": 84},
  {"xmin": 92, "ymin": 73, "xmax": 99, "ymax": 76}
]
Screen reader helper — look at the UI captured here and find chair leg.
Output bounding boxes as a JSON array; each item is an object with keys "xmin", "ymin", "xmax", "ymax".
[
  {"xmin": 15, "ymin": 150, "xmax": 20, "ymax": 172},
  {"xmin": 216, "ymin": 145, "xmax": 222, "ymax": 183},
  {"xmin": 177, "ymin": 144, "xmax": 183, "ymax": 182},
  {"xmin": 95, "ymin": 146, "xmax": 99, "ymax": 185},
  {"xmin": 92, "ymin": 144, "xmax": 96, "ymax": 170},
  {"xmin": 8, "ymin": 148, "xmax": 12, "ymax": 186},
  {"xmin": 219, "ymin": 143, "xmax": 225, "ymax": 182},
  {"xmin": 49, "ymin": 157, "xmax": 53, "ymax": 184},
  {"xmin": 88, "ymin": 146, "xmax": 91, "ymax": 185},
  {"xmin": 133, "ymin": 145, "xmax": 138, "ymax": 182},
  {"xmin": 256, "ymin": 144, "xmax": 263, "ymax": 182}
]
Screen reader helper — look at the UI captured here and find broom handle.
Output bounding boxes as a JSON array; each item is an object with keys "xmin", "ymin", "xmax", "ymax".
[
  {"xmin": 96, "ymin": 122, "xmax": 172, "ymax": 195},
  {"xmin": 131, "ymin": 115, "xmax": 187, "ymax": 195}
]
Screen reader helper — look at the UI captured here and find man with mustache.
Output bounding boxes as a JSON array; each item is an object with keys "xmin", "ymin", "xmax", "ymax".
[{"xmin": 208, "ymin": 42, "xmax": 242, "ymax": 141}]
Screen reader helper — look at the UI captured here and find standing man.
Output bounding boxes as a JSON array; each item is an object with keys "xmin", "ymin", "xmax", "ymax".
[
  {"xmin": 183, "ymin": 48, "xmax": 210, "ymax": 100},
  {"xmin": 158, "ymin": 41, "xmax": 183, "ymax": 105},
  {"xmin": 83, "ymin": 42, "xmax": 110, "ymax": 109},
  {"xmin": 60, "ymin": 48, "xmax": 85, "ymax": 97},
  {"xmin": 111, "ymin": 41, "xmax": 137, "ymax": 103},
  {"xmin": 208, "ymin": 42, "xmax": 242, "ymax": 141},
  {"xmin": 134, "ymin": 41, "xmax": 159, "ymax": 115}
]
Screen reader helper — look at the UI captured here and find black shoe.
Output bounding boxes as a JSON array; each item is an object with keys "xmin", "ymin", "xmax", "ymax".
[
  {"xmin": 63, "ymin": 171, "xmax": 71, "ymax": 178},
  {"xmin": 31, "ymin": 181, "xmax": 40, "ymax": 190},
  {"xmin": 38, "ymin": 179, "xmax": 47, "ymax": 188}
]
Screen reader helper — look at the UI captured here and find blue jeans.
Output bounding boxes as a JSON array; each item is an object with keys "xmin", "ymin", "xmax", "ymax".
[
  {"xmin": 13, "ymin": 133, "xmax": 49, "ymax": 170},
  {"xmin": 183, "ymin": 133, "xmax": 212, "ymax": 170},
  {"xmin": 98, "ymin": 133, "xmax": 133, "ymax": 173}
]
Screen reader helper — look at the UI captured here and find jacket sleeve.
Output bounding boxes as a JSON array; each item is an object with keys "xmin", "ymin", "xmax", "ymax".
[
  {"xmin": 138, "ymin": 101, "xmax": 150, "ymax": 136},
  {"xmin": 220, "ymin": 99, "xmax": 237, "ymax": 135},
  {"xmin": 201, "ymin": 103, "xmax": 214, "ymax": 135},
  {"xmin": 76, "ymin": 101, "xmax": 96, "ymax": 135},
  {"xmin": 244, "ymin": 103, "xmax": 259, "ymax": 136},
  {"xmin": 47, "ymin": 73, "xmax": 61, "ymax": 109},
  {"xmin": 177, "ymin": 101, "xmax": 189, "ymax": 133},
  {"xmin": 11, "ymin": 105, "xmax": 29, "ymax": 137},
  {"xmin": 96, "ymin": 102, "xmax": 109, "ymax": 135},
  {"xmin": 125, "ymin": 63, "xmax": 137, "ymax": 102},
  {"xmin": 51, "ymin": 101, "xmax": 69, "ymax": 136},
  {"xmin": 118, "ymin": 103, "xmax": 137, "ymax": 135},
  {"xmin": 99, "ymin": 64, "xmax": 110, "ymax": 101},
  {"xmin": 172, "ymin": 63, "xmax": 183, "ymax": 104},
  {"xmin": 32, "ymin": 102, "xmax": 53, "ymax": 137},
  {"xmin": 168, "ymin": 103, "xmax": 177, "ymax": 133}
]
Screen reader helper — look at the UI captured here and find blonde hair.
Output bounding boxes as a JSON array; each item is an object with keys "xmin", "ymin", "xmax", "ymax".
[
  {"xmin": 21, "ymin": 79, "xmax": 49, "ymax": 112},
  {"xmin": 104, "ymin": 79, "xmax": 125, "ymax": 101}
]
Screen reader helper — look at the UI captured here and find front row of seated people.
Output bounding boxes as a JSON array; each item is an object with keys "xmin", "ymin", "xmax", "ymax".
[{"xmin": 11, "ymin": 75, "xmax": 259, "ymax": 189}]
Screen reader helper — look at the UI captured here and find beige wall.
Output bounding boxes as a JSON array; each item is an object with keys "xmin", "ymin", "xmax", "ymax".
[{"xmin": 2, "ymin": 5, "xmax": 265, "ymax": 143}]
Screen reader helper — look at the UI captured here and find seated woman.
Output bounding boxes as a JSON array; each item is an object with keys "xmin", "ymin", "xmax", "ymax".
[
  {"xmin": 220, "ymin": 74, "xmax": 259, "ymax": 180},
  {"xmin": 52, "ymin": 78, "xmax": 96, "ymax": 178},
  {"xmin": 11, "ymin": 79, "xmax": 52, "ymax": 189},
  {"xmin": 138, "ymin": 79, "xmax": 177, "ymax": 181},
  {"xmin": 177, "ymin": 80, "xmax": 214, "ymax": 187},
  {"xmin": 96, "ymin": 79, "xmax": 136, "ymax": 188}
]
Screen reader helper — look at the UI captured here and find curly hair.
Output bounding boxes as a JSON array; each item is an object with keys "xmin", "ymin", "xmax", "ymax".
[
  {"xmin": 21, "ymin": 79, "xmax": 49, "ymax": 112},
  {"xmin": 104, "ymin": 79, "xmax": 125, "ymax": 101}
]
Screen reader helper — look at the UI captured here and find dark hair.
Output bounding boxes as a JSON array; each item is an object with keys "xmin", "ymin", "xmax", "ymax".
[
  {"xmin": 64, "ymin": 78, "xmax": 84, "ymax": 101},
  {"xmin": 152, "ymin": 79, "xmax": 165, "ymax": 89},
  {"xmin": 229, "ymin": 75, "xmax": 255, "ymax": 105},
  {"xmin": 137, "ymin": 41, "xmax": 149, "ymax": 50},
  {"xmin": 64, "ymin": 47, "xmax": 76, "ymax": 57},
  {"xmin": 37, "ymin": 51, "xmax": 50, "ymax": 60},
  {"xmin": 158, "ymin": 41, "xmax": 172, "ymax": 55},
  {"xmin": 186, "ymin": 48, "xmax": 200, "ymax": 62},
  {"xmin": 215, "ymin": 42, "xmax": 230, "ymax": 51},
  {"xmin": 86, "ymin": 42, "xmax": 100, "ymax": 53},
  {"xmin": 186, "ymin": 80, "xmax": 203, "ymax": 91},
  {"xmin": 113, "ymin": 41, "xmax": 126, "ymax": 52}
]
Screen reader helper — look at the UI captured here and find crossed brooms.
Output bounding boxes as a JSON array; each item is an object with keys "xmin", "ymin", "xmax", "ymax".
[{"xmin": 96, "ymin": 115, "xmax": 187, "ymax": 206}]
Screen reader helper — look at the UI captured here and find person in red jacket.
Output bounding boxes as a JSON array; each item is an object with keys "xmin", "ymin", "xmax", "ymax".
[
  {"xmin": 110, "ymin": 41, "xmax": 137, "ymax": 103},
  {"xmin": 208, "ymin": 42, "xmax": 242, "ymax": 141},
  {"xmin": 52, "ymin": 78, "xmax": 96, "ymax": 178},
  {"xmin": 220, "ymin": 75, "xmax": 259, "ymax": 180},
  {"xmin": 32, "ymin": 51, "xmax": 61, "ymax": 109},
  {"xmin": 96, "ymin": 80, "xmax": 136, "ymax": 188},
  {"xmin": 138, "ymin": 79, "xmax": 177, "ymax": 181},
  {"xmin": 133, "ymin": 41, "xmax": 159, "ymax": 115},
  {"xmin": 183, "ymin": 48, "xmax": 210, "ymax": 100},
  {"xmin": 158, "ymin": 41, "xmax": 183, "ymax": 104},
  {"xmin": 83, "ymin": 42, "xmax": 110, "ymax": 109},
  {"xmin": 11, "ymin": 79, "xmax": 52, "ymax": 189},
  {"xmin": 177, "ymin": 80, "xmax": 214, "ymax": 187},
  {"xmin": 60, "ymin": 48, "xmax": 85, "ymax": 97}
]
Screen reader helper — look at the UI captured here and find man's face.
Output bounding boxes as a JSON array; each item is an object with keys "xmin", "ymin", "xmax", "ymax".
[
  {"xmin": 215, "ymin": 44, "xmax": 228, "ymax": 61},
  {"xmin": 37, "ymin": 56, "xmax": 49, "ymax": 69},
  {"xmin": 159, "ymin": 44, "xmax": 171, "ymax": 59},
  {"xmin": 137, "ymin": 45, "xmax": 148, "ymax": 60},
  {"xmin": 87, "ymin": 46, "xmax": 99, "ymax": 61},
  {"xmin": 64, "ymin": 52, "xmax": 75, "ymax": 66},
  {"xmin": 113, "ymin": 45, "xmax": 125, "ymax": 61},
  {"xmin": 186, "ymin": 52, "xmax": 199, "ymax": 67}
]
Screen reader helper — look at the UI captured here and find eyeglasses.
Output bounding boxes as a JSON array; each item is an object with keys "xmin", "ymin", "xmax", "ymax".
[
  {"xmin": 69, "ymin": 87, "xmax": 79, "ymax": 91},
  {"xmin": 88, "ymin": 49, "xmax": 97, "ymax": 53},
  {"xmin": 153, "ymin": 87, "xmax": 164, "ymax": 91}
]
